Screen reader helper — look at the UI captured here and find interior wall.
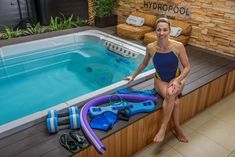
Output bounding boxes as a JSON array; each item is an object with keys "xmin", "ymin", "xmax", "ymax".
[
  {"xmin": 36, "ymin": 0, "xmax": 88, "ymax": 25},
  {"xmin": 117, "ymin": 0, "xmax": 235, "ymax": 57},
  {"xmin": 0, "ymin": 0, "xmax": 37, "ymax": 30}
]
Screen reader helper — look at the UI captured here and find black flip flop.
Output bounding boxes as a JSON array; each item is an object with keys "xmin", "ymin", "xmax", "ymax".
[
  {"xmin": 69, "ymin": 130, "xmax": 89, "ymax": 149},
  {"xmin": 59, "ymin": 133, "xmax": 78, "ymax": 153}
]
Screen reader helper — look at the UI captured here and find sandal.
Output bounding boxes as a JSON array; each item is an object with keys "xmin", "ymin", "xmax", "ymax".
[
  {"xmin": 69, "ymin": 130, "xmax": 89, "ymax": 149},
  {"xmin": 59, "ymin": 133, "xmax": 78, "ymax": 153}
]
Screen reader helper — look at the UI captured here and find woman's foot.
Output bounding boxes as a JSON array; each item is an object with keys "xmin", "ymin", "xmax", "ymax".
[
  {"xmin": 153, "ymin": 127, "xmax": 166, "ymax": 143},
  {"xmin": 173, "ymin": 127, "xmax": 189, "ymax": 143}
]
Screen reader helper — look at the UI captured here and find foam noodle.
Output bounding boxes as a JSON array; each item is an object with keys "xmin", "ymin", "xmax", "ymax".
[{"xmin": 80, "ymin": 94, "xmax": 157, "ymax": 154}]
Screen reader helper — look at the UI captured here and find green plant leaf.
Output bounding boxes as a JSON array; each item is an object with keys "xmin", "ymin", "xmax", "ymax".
[
  {"xmin": 23, "ymin": 22, "xmax": 45, "ymax": 35},
  {"xmin": 0, "ymin": 25, "xmax": 24, "ymax": 39},
  {"xmin": 75, "ymin": 17, "xmax": 88, "ymax": 26}
]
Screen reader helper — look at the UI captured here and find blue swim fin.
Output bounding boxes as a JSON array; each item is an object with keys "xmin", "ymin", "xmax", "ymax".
[{"xmin": 116, "ymin": 88, "xmax": 157, "ymax": 96}]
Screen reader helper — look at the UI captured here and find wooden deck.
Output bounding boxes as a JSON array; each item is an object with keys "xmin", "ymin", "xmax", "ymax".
[{"xmin": 0, "ymin": 27, "xmax": 234, "ymax": 157}]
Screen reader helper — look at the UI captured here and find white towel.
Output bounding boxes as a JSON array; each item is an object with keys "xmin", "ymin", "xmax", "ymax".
[
  {"xmin": 170, "ymin": 26, "xmax": 183, "ymax": 37},
  {"xmin": 126, "ymin": 15, "xmax": 145, "ymax": 27}
]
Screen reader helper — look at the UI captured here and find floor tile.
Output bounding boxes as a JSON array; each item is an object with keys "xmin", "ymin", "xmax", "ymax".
[
  {"xmin": 185, "ymin": 110, "xmax": 213, "ymax": 130},
  {"xmin": 196, "ymin": 117, "xmax": 235, "ymax": 151},
  {"xmin": 133, "ymin": 142, "xmax": 172, "ymax": 157},
  {"xmin": 213, "ymin": 105, "xmax": 235, "ymax": 127},
  {"xmin": 161, "ymin": 149, "xmax": 185, "ymax": 157},
  {"xmin": 173, "ymin": 132, "xmax": 229, "ymax": 157},
  {"xmin": 165, "ymin": 125, "xmax": 196, "ymax": 147},
  {"xmin": 227, "ymin": 150, "xmax": 235, "ymax": 157}
]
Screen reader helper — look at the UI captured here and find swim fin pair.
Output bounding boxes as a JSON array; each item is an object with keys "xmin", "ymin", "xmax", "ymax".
[
  {"xmin": 116, "ymin": 88, "xmax": 157, "ymax": 96},
  {"xmin": 90, "ymin": 111, "xmax": 118, "ymax": 131}
]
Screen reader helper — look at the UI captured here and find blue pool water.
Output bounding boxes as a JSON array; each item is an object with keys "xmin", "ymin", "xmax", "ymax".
[{"xmin": 0, "ymin": 40, "xmax": 154, "ymax": 125}]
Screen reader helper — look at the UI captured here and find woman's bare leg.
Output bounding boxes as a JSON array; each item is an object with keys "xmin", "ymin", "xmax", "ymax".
[
  {"xmin": 153, "ymin": 79, "xmax": 188, "ymax": 143},
  {"xmin": 171, "ymin": 81, "xmax": 189, "ymax": 142},
  {"xmin": 153, "ymin": 79, "xmax": 178, "ymax": 143}
]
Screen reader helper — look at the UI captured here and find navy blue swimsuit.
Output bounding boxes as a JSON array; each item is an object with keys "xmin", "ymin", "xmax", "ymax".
[{"xmin": 152, "ymin": 51, "xmax": 180, "ymax": 82}]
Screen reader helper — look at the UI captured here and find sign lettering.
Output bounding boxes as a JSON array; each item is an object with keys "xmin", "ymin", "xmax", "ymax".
[{"xmin": 144, "ymin": 1, "xmax": 191, "ymax": 18}]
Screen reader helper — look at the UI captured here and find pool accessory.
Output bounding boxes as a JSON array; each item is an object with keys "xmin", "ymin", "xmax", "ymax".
[
  {"xmin": 47, "ymin": 106, "xmax": 80, "ymax": 133},
  {"xmin": 80, "ymin": 94, "xmax": 157, "ymax": 154},
  {"xmin": 69, "ymin": 130, "xmax": 89, "ymax": 149},
  {"xmin": 104, "ymin": 41, "xmax": 139, "ymax": 58},
  {"xmin": 117, "ymin": 107, "xmax": 131, "ymax": 121},
  {"xmin": 89, "ymin": 99, "xmax": 155, "ymax": 117},
  {"xmin": 59, "ymin": 133, "xmax": 78, "ymax": 153},
  {"xmin": 108, "ymin": 94, "xmax": 126, "ymax": 106},
  {"xmin": 116, "ymin": 88, "xmax": 157, "ymax": 97},
  {"xmin": 47, "ymin": 114, "xmax": 80, "ymax": 133},
  {"xmin": 47, "ymin": 106, "xmax": 79, "ymax": 118},
  {"xmin": 90, "ymin": 114, "xmax": 111, "ymax": 131},
  {"xmin": 90, "ymin": 111, "xmax": 118, "ymax": 131}
]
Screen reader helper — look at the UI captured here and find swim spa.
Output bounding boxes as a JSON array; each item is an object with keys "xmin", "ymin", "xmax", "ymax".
[{"xmin": 0, "ymin": 30, "xmax": 155, "ymax": 138}]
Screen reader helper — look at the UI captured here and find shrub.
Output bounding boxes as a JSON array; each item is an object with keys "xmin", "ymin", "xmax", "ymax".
[
  {"xmin": 94, "ymin": 0, "xmax": 118, "ymax": 17},
  {"xmin": 75, "ymin": 17, "xmax": 88, "ymax": 26},
  {"xmin": 60, "ymin": 14, "xmax": 76, "ymax": 29},
  {"xmin": 0, "ymin": 25, "xmax": 23, "ymax": 39},
  {"xmin": 48, "ymin": 16, "xmax": 63, "ymax": 31},
  {"xmin": 23, "ymin": 23, "xmax": 47, "ymax": 35}
]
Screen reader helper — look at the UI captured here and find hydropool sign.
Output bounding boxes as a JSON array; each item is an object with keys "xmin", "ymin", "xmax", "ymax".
[{"xmin": 144, "ymin": 1, "xmax": 191, "ymax": 18}]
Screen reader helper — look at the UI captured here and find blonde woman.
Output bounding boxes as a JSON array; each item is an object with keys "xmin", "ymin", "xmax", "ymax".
[{"xmin": 125, "ymin": 17, "xmax": 190, "ymax": 143}]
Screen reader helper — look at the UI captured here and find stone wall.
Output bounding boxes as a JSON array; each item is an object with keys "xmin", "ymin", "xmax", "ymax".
[{"xmin": 117, "ymin": 0, "xmax": 235, "ymax": 57}]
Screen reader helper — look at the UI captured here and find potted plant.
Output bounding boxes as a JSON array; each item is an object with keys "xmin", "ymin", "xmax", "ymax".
[{"xmin": 94, "ymin": 0, "xmax": 119, "ymax": 28}]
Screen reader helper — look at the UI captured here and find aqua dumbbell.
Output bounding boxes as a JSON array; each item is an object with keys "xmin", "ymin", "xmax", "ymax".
[
  {"xmin": 46, "ymin": 106, "xmax": 80, "ymax": 133},
  {"xmin": 47, "ymin": 113, "xmax": 80, "ymax": 133},
  {"xmin": 47, "ymin": 106, "xmax": 79, "ymax": 118}
]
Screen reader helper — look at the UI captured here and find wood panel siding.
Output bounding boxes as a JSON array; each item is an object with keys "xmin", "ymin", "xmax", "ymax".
[{"xmin": 224, "ymin": 70, "xmax": 235, "ymax": 97}]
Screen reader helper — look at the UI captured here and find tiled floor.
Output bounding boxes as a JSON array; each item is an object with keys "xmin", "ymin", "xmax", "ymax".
[{"xmin": 133, "ymin": 92, "xmax": 235, "ymax": 157}]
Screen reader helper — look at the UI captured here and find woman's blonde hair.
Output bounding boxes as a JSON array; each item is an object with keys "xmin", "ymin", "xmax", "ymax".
[{"xmin": 155, "ymin": 17, "xmax": 171, "ymax": 29}]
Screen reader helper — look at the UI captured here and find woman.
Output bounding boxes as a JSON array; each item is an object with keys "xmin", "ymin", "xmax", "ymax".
[{"xmin": 125, "ymin": 17, "xmax": 190, "ymax": 143}]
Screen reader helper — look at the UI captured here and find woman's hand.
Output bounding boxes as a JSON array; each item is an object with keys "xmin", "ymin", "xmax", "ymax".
[
  {"xmin": 124, "ymin": 76, "xmax": 135, "ymax": 82},
  {"xmin": 168, "ymin": 78, "xmax": 181, "ymax": 87},
  {"xmin": 168, "ymin": 79, "xmax": 182, "ymax": 95}
]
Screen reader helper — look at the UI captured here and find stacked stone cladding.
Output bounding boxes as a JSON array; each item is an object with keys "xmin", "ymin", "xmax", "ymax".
[{"xmin": 116, "ymin": 0, "xmax": 235, "ymax": 57}]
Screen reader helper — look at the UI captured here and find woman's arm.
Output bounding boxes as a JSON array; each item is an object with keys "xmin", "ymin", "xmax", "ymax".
[
  {"xmin": 125, "ymin": 44, "xmax": 152, "ymax": 81},
  {"xmin": 175, "ymin": 43, "xmax": 190, "ymax": 82}
]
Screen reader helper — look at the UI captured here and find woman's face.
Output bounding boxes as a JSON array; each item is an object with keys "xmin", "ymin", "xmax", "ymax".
[{"xmin": 156, "ymin": 22, "xmax": 170, "ymax": 40}]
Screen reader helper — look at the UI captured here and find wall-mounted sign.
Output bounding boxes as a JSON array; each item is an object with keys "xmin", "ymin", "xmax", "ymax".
[{"xmin": 144, "ymin": 0, "xmax": 191, "ymax": 19}]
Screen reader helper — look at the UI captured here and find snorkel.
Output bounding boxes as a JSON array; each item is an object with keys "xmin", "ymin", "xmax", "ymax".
[{"xmin": 80, "ymin": 94, "xmax": 157, "ymax": 154}]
